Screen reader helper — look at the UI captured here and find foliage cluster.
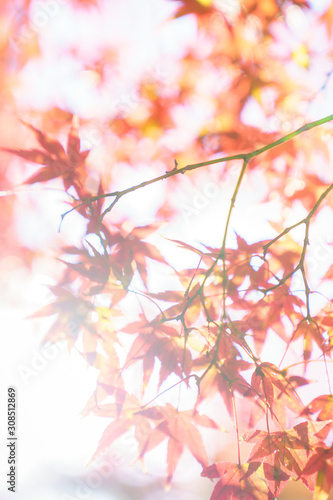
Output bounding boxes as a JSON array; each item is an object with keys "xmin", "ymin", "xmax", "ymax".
[{"xmin": 2, "ymin": 1, "xmax": 333, "ymax": 498}]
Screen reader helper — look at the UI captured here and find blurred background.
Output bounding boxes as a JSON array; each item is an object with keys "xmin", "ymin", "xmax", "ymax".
[{"xmin": 1, "ymin": 0, "xmax": 333, "ymax": 498}]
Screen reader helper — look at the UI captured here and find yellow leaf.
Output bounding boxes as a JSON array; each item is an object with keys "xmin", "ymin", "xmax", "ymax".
[
  {"xmin": 314, "ymin": 470, "xmax": 330, "ymax": 500},
  {"xmin": 291, "ymin": 44, "xmax": 310, "ymax": 68},
  {"xmin": 197, "ymin": 0, "xmax": 213, "ymax": 6}
]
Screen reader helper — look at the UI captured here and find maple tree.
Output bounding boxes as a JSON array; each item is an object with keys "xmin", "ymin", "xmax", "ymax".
[{"xmin": 3, "ymin": 0, "xmax": 333, "ymax": 499}]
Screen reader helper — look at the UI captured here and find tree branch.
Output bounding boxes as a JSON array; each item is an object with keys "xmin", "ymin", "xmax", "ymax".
[{"xmin": 60, "ymin": 113, "xmax": 333, "ymax": 226}]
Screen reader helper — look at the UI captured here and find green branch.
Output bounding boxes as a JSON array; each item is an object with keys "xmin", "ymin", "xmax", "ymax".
[{"xmin": 60, "ymin": 113, "xmax": 333, "ymax": 226}]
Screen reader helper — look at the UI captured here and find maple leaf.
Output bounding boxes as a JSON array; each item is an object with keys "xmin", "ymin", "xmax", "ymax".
[
  {"xmin": 248, "ymin": 362, "xmax": 305, "ymax": 420},
  {"xmin": 302, "ymin": 446, "xmax": 333, "ymax": 499},
  {"xmin": 199, "ymin": 124, "xmax": 279, "ymax": 155},
  {"xmin": 146, "ymin": 281, "xmax": 203, "ymax": 326},
  {"xmin": 104, "ymin": 222, "xmax": 167, "ymax": 288},
  {"xmin": 292, "ymin": 319, "xmax": 327, "ymax": 361},
  {"xmin": 301, "ymin": 395, "xmax": 333, "ymax": 422},
  {"xmin": 245, "ymin": 421, "xmax": 332, "ymax": 496},
  {"xmin": 87, "ymin": 393, "xmax": 147, "ymax": 463},
  {"xmin": 201, "ymin": 461, "xmax": 271, "ymax": 500},
  {"xmin": 85, "ymin": 181, "xmax": 111, "ymax": 236},
  {"xmin": 89, "ymin": 400, "xmax": 218, "ymax": 486},
  {"xmin": 320, "ymin": 3, "xmax": 333, "ymax": 38},
  {"xmin": 165, "ymin": 237, "xmax": 218, "ymax": 267},
  {"xmin": 3, "ymin": 0, "xmax": 333, "ymax": 496},
  {"xmin": 170, "ymin": 0, "xmax": 215, "ymax": 19},
  {"xmin": 262, "ymin": 454, "xmax": 291, "ymax": 499},
  {"xmin": 30, "ymin": 286, "xmax": 96, "ymax": 347},
  {"xmin": 123, "ymin": 315, "xmax": 192, "ymax": 389},
  {"xmin": 60, "ymin": 241, "xmax": 111, "ymax": 294},
  {"xmin": 137, "ymin": 404, "xmax": 218, "ymax": 485},
  {"xmin": 223, "ymin": 234, "xmax": 270, "ymax": 292},
  {"xmin": 246, "ymin": 372, "xmax": 309, "ymax": 430},
  {"xmin": 2, "ymin": 118, "xmax": 90, "ymax": 197},
  {"xmin": 284, "ymin": 173, "xmax": 330, "ymax": 211},
  {"xmin": 73, "ymin": 0, "xmax": 98, "ymax": 7},
  {"xmin": 241, "ymin": 0, "xmax": 308, "ymax": 30},
  {"xmin": 194, "ymin": 329, "xmax": 252, "ymax": 416},
  {"xmin": 239, "ymin": 286, "xmax": 304, "ymax": 352}
]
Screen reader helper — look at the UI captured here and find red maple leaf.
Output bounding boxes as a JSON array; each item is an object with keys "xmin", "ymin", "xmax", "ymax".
[
  {"xmin": 245, "ymin": 421, "xmax": 332, "ymax": 496},
  {"xmin": 170, "ymin": 0, "xmax": 216, "ymax": 19},
  {"xmin": 2, "ymin": 118, "xmax": 90, "ymax": 197},
  {"xmin": 202, "ymin": 461, "xmax": 270, "ymax": 500},
  {"xmin": 301, "ymin": 394, "xmax": 333, "ymax": 422},
  {"xmin": 137, "ymin": 404, "xmax": 218, "ymax": 485}
]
